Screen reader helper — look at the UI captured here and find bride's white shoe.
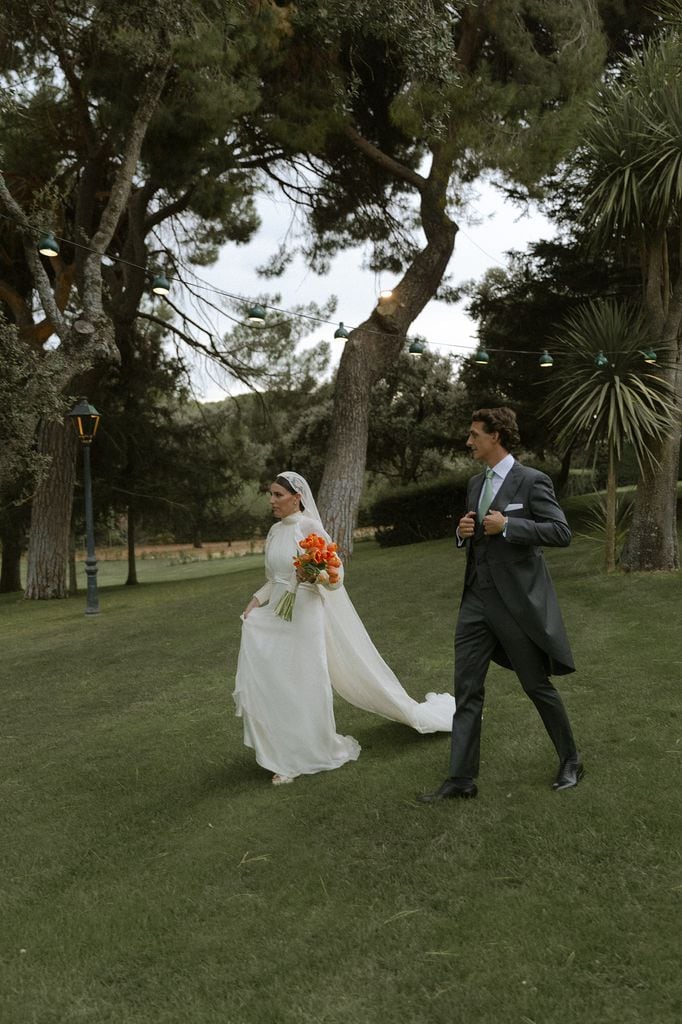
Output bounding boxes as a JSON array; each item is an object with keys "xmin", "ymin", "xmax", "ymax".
[{"xmin": 272, "ymin": 774, "xmax": 294, "ymax": 786}]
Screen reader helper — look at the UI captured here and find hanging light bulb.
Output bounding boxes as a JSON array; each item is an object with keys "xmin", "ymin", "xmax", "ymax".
[
  {"xmin": 594, "ymin": 350, "xmax": 609, "ymax": 368},
  {"xmin": 38, "ymin": 233, "xmax": 60, "ymax": 257},
  {"xmin": 333, "ymin": 322, "xmax": 350, "ymax": 340},
  {"xmin": 378, "ymin": 288, "xmax": 394, "ymax": 300},
  {"xmin": 408, "ymin": 338, "xmax": 426, "ymax": 355},
  {"xmin": 246, "ymin": 303, "xmax": 266, "ymax": 325},
  {"xmin": 151, "ymin": 274, "xmax": 171, "ymax": 296},
  {"xmin": 539, "ymin": 350, "xmax": 554, "ymax": 368},
  {"xmin": 642, "ymin": 347, "xmax": 657, "ymax": 364},
  {"xmin": 474, "ymin": 347, "xmax": 489, "ymax": 365}
]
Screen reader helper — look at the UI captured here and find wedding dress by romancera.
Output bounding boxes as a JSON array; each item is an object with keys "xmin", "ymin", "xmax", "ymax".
[{"xmin": 233, "ymin": 481, "xmax": 455, "ymax": 780}]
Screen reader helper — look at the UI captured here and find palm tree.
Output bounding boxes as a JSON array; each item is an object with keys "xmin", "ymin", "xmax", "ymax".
[
  {"xmin": 544, "ymin": 299, "xmax": 676, "ymax": 572},
  {"xmin": 577, "ymin": 24, "xmax": 682, "ymax": 570}
]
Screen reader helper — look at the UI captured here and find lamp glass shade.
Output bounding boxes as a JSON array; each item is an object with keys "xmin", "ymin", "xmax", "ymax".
[
  {"xmin": 539, "ymin": 350, "xmax": 554, "ymax": 368},
  {"xmin": 408, "ymin": 338, "xmax": 426, "ymax": 355},
  {"xmin": 66, "ymin": 399, "xmax": 101, "ymax": 444},
  {"xmin": 151, "ymin": 274, "xmax": 171, "ymax": 296},
  {"xmin": 474, "ymin": 347, "xmax": 489, "ymax": 365},
  {"xmin": 333, "ymin": 322, "xmax": 350, "ymax": 340},
  {"xmin": 38, "ymin": 233, "xmax": 60, "ymax": 257},
  {"xmin": 246, "ymin": 303, "xmax": 266, "ymax": 325},
  {"xmin": 643, "ymin": 348, "xmax": 657, "ymax": 364},
  {"xmin": 594, "ymin": 351, "xmax": 609, "ymax": 368}
]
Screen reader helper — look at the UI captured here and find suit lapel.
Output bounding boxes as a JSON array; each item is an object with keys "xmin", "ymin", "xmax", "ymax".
[{"xmin": 469, "ymin": 472, "xmax": 485, "ymax": 514}]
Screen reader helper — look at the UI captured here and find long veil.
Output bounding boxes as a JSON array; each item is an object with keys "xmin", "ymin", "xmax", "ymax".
[{"xmin": 278, "ymin": 470, "xmax": 455, "ymax": 733}]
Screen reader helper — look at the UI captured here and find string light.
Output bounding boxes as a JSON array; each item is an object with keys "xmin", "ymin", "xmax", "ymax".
[
  {"xmin": 37, "ymin": 232, "xmax": 59, "ymax": 257},
  {"xmin": 246, "ymin": 303, "xmax": 267, "ymax": 325},
  {"xmin": 0, "ymin": 212, "xmax": 669, "ymax": 365},
  {"xmin": 151, "ymin": 274, "xmax": 171, "ymax": 296}
]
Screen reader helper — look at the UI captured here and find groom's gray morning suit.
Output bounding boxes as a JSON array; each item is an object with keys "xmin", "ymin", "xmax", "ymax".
[{"xmin": 450, "ymin": 458, "xmax": 577, "ymax": 779}]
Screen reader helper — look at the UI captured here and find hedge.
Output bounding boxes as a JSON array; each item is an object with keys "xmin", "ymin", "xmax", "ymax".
[{"xmin": 368, "ymin": 469, "xmax": 477, "ymax": 547}]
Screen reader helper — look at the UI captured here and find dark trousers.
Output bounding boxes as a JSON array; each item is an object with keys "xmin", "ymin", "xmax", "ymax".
[{"xmin": 449, "ymin": 582, "xmax": 577, "ymax": 779}]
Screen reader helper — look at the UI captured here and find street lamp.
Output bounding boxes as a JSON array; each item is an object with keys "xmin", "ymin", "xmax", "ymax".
[{"xmin": 66, "ymin": 398, "xmax": 101, "ymax": 616}]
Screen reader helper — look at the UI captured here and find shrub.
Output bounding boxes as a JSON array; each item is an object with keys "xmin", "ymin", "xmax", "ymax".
[{"xmin": 368, "ymin": 469, "xmax": 477, "ymax": 547}]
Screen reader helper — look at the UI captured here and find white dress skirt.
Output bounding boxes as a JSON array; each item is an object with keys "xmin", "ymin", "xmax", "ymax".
[{"xmin": 233, "ymin": 512, "xmax": 454, "ymax": 779}]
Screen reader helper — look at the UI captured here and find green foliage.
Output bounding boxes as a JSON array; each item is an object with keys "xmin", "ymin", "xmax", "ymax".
[
  {"xmin": 543, "ymin": 298, "xmax": 676, "ymax": 470},
  {"xmin": 581, "ymin": 28, "xmax": 682, "ymax": 243},
  {"xmin": 366, "ymin": 348, "xmax": 471, "ymax": 485},
  {"xmin": 368, "ymin": 468, "xmax": 477, "ymax": 546},
  {"xmin": 256, "ymin": 0, "xmax": 611, "ymax": 272}
]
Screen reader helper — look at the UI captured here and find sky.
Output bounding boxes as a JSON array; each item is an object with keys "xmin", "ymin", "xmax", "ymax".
[{"xmin": 190, "ymin": 178, "xmax": 556, "ymax": 401}]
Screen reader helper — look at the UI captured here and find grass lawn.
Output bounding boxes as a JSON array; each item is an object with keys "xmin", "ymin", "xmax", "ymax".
[{"xmin": 1, "ymin": 535, "xmax": 680, "ymax": 1024}]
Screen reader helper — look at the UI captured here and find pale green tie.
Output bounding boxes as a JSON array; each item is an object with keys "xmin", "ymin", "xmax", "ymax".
[{"xmin": 478, "ymin": 467, "xmax": 495, "ymax": 521}]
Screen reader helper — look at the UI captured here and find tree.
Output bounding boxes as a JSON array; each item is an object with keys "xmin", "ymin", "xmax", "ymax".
[
  {"xmin": 543, "ymin": 299, "xmax": 676, "ymax": 571},
  {"xmin": 0, "ymin": 319, "xmax": 62, "ymax": 591},
  {"xmin": 0, "ymin": 0, "xmax": 286, "ymax": 596},
  {"xmin": 256, "ymin": 0, "xmax": 612, "ymax": 553},
  {"xmin": 576, "ymin": 21, "xmax": 682, "ymax": 569}
]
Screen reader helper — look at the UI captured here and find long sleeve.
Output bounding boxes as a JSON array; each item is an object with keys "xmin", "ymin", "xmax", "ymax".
[
  {"xmin": 252, "ymin": 528, "xmax": 275, "ymax": 605},
  {"xmin": 503, "ymin": 473, "xmax": 571, "ymax": 548}
]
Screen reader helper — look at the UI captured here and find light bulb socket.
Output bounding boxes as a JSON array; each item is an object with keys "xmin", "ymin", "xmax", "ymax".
[
  {"xmin": 246, "ymin": 303, "xmax": 267, "ymax": 325},
  {"xmin": 38, "ymin": 233, "xmax": 60, "ymax": 257},
  {"xmin": 151, "ymin": 274, "xmax": 171, "ymax": 296}
]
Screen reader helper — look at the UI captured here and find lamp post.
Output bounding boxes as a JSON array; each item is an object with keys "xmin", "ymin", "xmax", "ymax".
[{"xmin": 66, "ymin": 398, "xmax": 101, "ymax": 616}]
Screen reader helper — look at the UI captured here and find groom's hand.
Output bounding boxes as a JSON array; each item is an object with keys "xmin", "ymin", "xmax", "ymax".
[
  {"xmin": 458, "ymin": 510, "xmax": 476, "ymax": 538},
  {"xmin": 483, "ymin": 510, "xmax": 506, "ymax": 535}
]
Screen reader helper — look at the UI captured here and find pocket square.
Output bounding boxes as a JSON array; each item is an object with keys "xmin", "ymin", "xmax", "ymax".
[{"xmin": 504, "ymin": 503, "xmax": 523, "ymax": 511}]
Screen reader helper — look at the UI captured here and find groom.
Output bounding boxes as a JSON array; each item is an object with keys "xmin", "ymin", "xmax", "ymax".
[{"xmin": 419, "ymin": 407, "xmax": 583, "ymax": 801}]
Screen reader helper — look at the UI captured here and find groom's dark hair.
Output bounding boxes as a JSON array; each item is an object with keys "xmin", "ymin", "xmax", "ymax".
[{"xmin": 472, "ymin": 407, "xmax": 520, "ymax": 452}]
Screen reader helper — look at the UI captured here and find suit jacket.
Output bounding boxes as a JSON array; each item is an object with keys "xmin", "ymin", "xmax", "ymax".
[{"xmin": 462, "ymin": 461, "xmax": 575, "ymax": 676}]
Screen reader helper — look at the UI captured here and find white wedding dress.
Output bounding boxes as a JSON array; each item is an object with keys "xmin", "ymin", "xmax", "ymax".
[{"xmin": 233, "ymin": 510, "xmax": 455, "ymax": 779}]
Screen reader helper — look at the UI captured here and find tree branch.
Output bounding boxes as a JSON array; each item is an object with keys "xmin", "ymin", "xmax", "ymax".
[
  {"xmin": 145, "ymin": 185, "xmax": 197, "ymax": 231},
  {"xmin": 0, "ymin": 172, "xmax": 67, "ymax": 342},
  {"xmin": 0, "ymin": 279, "xmax": 33, "ymax": 329},
  {"xmin": 82, "ymin": 61, "xmax": 172, "ymax": 316},
  {"xmin": 343, "ymin": 126, "xmax": 427, "ymax": 192}
]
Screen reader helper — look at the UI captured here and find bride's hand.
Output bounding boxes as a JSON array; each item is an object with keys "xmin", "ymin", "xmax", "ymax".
[
  {"xmin": 295, "ymin": 566, "xmax": 317, "ymax": 583},
  {"xmin": 242, "ymin": 597, "xmax": 260, "ymax": 618}
]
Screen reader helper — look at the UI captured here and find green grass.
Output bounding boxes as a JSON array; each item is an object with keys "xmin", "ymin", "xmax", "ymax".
[{"xmin": 1, "ymin": 537, "xmax": 680, "ymax": 1024}]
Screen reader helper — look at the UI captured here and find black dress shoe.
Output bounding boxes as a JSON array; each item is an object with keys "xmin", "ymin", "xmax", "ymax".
[
  {"xmin": 552, "ymin": 755, "xmax": 584, "ymax": 790},
  {"xmin": 416, "ymin": 778, "xmax": 478, "ymax": 803}
]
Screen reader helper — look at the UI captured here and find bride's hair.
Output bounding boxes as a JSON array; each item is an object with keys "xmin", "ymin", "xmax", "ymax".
[{"xmin": 275, "ymin": 475, "xmax": 305, "ymax": 511}]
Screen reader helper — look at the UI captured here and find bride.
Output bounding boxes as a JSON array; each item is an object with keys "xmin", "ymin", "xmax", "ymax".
[{"xmin": 233, "ymin": 471, "xmax": 455, "ymax": 784}]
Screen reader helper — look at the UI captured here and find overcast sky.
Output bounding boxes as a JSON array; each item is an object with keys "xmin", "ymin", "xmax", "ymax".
[{"xmin": 191, "ymin": 178, "xmax": 556, "ymax": 401}]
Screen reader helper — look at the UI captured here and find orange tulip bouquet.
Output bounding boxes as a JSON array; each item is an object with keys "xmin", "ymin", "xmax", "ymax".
[{"xmin": 274, "ymin": 533, "xmax": 342, "ymax": 621}]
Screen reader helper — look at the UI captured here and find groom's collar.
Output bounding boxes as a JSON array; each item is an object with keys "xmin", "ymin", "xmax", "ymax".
[{"xmin": 487, "ymin": 452, "xmax": 515, "ymax": 480}]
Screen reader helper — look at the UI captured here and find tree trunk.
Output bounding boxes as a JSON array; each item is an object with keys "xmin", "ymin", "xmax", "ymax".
[
  {"xmin": 620, "ymin": 429, "xmax": 680, "ymax": 571},
  {"xmin": 125, "ymin": 505, "xmax": 138, "ymax": 586},
  {"xmin": 605, "ymin": 439, "xmax": 617, "ymax": 573},
  {"xmin": 318, "ymin": 179, "xmax": 458, "ymax": 555},
  {"xmin": 620, "ymin": 236, "xmax": 681, "ymax": 571},
  {"xmin": 25, "ymin": 419, "xmax": 79, "ymax": 599},
  {"xmin": 0, "ymin": 511, "xmax": 24, "ymax": 593}
]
